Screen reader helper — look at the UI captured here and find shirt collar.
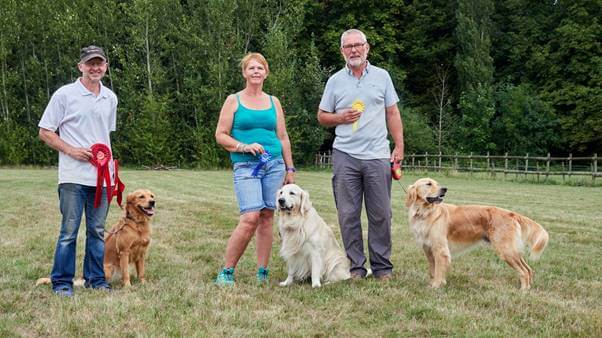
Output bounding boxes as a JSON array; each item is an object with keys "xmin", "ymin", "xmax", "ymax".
[
  {"xmin": 345, "ymin": 60, "xmax": 371, "ymax": 77},
  {"xmin": 76, "ymin": 78, "xmax": 108, "ymax": 98}
]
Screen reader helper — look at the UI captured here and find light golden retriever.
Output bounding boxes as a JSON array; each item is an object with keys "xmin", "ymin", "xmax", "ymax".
[
  {"xmin": 103, "ymin": 189, "xmax": 155, "ymax": 287},
  {"xmin": 277, "ymin": 184, "xmax": 350, "ymax": 288},
  {"xmin": 405, "ymin": 178, "xmax": 548, "ymax": 290}
]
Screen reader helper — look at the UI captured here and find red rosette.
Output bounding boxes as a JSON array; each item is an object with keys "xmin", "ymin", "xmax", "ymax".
[{"xmin": 89, "ymin": 143, "xmax": 125, "ymax": 208}]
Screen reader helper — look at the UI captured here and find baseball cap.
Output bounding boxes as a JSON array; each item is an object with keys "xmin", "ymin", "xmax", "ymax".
[{"xmin": 80, "ymin": 45, "xmax": 107, "ymax": 63}]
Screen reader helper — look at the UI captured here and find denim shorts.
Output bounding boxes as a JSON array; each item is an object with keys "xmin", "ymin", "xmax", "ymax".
[{"xmin": 233, "ymin": 158, "xmax": 286, "ymax": 214}]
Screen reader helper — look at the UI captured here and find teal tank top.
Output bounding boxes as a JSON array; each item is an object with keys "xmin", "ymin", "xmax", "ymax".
[{"xmin": 230, "ymin": 94, "xmax": 282, "ymax": 163}]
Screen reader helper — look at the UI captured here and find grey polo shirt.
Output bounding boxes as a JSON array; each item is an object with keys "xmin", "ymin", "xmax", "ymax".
[
  {"xmin": 319, "ymin": 62, "xmax": 399, "ymax": 160},
  {"xmin": 39, "ymin": 78, "xmax": 118, "ymax": 186}
]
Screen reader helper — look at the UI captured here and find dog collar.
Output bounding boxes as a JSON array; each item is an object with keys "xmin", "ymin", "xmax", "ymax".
[{"xmin": 89, "ymin": 143, "xmax": 125, "ymax": 208}]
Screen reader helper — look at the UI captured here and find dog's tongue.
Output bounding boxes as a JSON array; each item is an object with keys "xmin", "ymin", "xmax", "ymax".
[{"xmin": 145, "ymin": 208, "xmax": 155, "ymax": 216}]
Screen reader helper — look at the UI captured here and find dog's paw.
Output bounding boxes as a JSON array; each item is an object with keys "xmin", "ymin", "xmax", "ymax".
[
  {"xmin": 429, "ymin": 280, "xmax": 445, "ymax": 288},
  {"xmin": 312, "ymin": 282, "xmax": 321, "ymax": 288},
  {"xmin": 35, "ymin": 277, "xmax": 51, "ymax": 286}
]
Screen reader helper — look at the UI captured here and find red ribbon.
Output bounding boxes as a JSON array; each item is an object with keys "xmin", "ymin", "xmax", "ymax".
[{"xmin": 89, "ymin": 143, "xmax": 125, "ymax": 208}]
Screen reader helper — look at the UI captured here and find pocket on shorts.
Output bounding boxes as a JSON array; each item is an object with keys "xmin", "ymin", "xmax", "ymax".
[{"xmin": 233, "ymin": 161, "xmax": 256, "ymax": 182}]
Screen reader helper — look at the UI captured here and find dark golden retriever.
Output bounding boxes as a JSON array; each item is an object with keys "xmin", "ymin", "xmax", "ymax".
[
  {"xmin": 405, "ymin": 178, "xmax": 548, "ymax": 290},
  {"xmin": 104, "ymin": 189, "xmax": 155, "ymax": 287}
]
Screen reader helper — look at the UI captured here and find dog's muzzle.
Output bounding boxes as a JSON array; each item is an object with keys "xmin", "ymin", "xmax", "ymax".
[
  {"xmin": 139, "ymin": 200, "xmax": 156, "ymax": 216},
  {"xmin": 278, "ymin": 198, "xmax": 291, "ymax": 211},
  {"xmin": 426, "ymin": 187, "xmax": 447, "ymax": 204}
]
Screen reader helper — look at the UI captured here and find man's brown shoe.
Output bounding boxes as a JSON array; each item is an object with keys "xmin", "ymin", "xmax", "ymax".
[
  {"xmin": 350, "ymin": 272, "xmax": 364, "ymax": 280},
  {"xmin": 375, "ymin": 274, "xmax": 392, "ymax": 282}
]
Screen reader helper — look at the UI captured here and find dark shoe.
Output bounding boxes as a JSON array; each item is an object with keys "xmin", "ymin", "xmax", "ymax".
[
  {"xmin": 350, "ymin": 271, "xmax": 365, "ymax": 280},
  {"xmin": 53, "ymin": 288, "xmax": 74, "ymax": 297},
  {"xmin": 375, "ymin": 273, "xmax": 392, "ymax": 282},
  {"xmin": 93, "ymin": 285, "xmax": 112, "ymax": 292}
]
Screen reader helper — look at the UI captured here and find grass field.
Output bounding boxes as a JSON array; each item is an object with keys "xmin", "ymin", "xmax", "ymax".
[{"xmin": 1, "ymin": 168, "xmax": 601, "ymax": 337}]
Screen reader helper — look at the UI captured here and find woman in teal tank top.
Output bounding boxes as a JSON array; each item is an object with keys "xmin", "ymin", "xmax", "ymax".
[{"xmin": 215, "ymin": 52, "xmax": 296, "ymax": 286}]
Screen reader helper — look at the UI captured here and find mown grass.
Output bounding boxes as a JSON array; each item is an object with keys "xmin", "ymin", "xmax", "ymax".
[{"xmin": 0, "ymin": 168, "xmax": 600, "ymax": 337}]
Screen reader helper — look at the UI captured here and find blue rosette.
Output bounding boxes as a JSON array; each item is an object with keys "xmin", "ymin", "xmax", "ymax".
[{"xmin": 251, "ymin": 151, "xmax": 271, "ymax": 177}]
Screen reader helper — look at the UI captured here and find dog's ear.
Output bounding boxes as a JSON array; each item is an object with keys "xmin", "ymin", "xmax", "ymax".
[
  {"xmin": 125, "ymin": 192, "xmax": 136, "ymax": 217},
  {"xmin": 300, "ymin": 189, "xmax": 312, "ymax": 216},
  {"xmin": 405, "ymin": 184, "xmax": 417, "ymax": 208}
]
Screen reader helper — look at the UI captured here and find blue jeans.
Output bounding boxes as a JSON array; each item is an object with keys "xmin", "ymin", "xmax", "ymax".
[
  {"xmin": 233, "ymin": 158, "xmax": 286, "ymax": 214},
  {"xmin": 51, "ymin": 183, "xmax": 110, "ymax": 291}
]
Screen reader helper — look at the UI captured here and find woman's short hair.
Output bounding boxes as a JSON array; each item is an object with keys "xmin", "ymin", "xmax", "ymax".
[{"xmin": 240, "ymin": 53, "xmax": 269, "ymax": 75}]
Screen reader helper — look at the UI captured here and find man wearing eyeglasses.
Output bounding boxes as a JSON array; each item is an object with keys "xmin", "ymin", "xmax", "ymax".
[
  {"xmin": 38, "ymin": 45, "xmax": 117, "ymax": 296},
  {"xmin": 317, "ymin": 29, "xmax": 404, "ymax": 282}
]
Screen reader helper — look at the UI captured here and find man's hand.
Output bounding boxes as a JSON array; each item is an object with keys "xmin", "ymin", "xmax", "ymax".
[
  {"xmin": 67, "ymin": 147, "xmax": 93, "ymax": 162},
  {"xmin": 338, "ymin": 108, "xmax": 362, "ymax": 125},
  {"xmin": 390, "ymin": 146, "xmax": 404, "ymax": 164},
  {"xmin": 39, "ymin": 128, "xmax": 92, "ymax": 162}
]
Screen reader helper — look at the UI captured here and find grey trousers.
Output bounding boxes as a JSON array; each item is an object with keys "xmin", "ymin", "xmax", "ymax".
[{"xmin": 332, "ymin": 149, "xmax": 393, "ymax": 277}]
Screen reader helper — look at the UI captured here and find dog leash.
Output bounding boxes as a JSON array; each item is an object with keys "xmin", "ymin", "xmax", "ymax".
[
  {"xmin": 391, "ymin": 162, "xmax": 407, "ymax": 193},
  {"xmin": 394, "ymin": 179, "xmax": 407, "ymax": 194}
]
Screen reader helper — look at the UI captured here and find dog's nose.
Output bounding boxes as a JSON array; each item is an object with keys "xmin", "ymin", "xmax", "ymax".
[
  {"xmin": 149, "ymin": 200, "xmax": 155, "ymax": 207},
  {"xmin": 278, "ymin": 198, "xmax": 285, "ymax": 205},
  {"xmin": 441, "ymin": 187, "xmax": 448, "ymax": 195}
]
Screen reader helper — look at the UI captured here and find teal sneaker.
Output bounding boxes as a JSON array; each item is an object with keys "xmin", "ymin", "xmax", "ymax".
[
  {"xmin": 256, "ymin": 266, "xmax": 269, "ymax": 284},
  {"xmin": 215, "ymin": 267, "xmax": 235, "ymax": 287}
]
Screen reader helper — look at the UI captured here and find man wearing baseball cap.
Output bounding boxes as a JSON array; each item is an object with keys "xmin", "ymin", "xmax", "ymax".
[{"xmin": 38, "ymin": 45, "xmax": 117, "ymax": 296}]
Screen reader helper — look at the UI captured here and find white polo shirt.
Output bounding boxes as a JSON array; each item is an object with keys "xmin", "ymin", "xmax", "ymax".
[
  {"xmin": 39, "ymin": 78, "xmax": 118, "ymax": 186},
  {"xmin": 319, "ymin": 62, "xmax": 399, "ymax": 160}
]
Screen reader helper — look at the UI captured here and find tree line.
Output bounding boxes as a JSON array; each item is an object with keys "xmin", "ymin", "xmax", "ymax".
[{"xmin": 0, "ymin": 0, "xmax": 599, "ymax": 167}]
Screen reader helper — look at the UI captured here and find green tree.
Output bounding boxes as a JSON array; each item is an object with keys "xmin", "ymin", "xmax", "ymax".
[
  {"xmin": 492, "ymin": 83, "xmax": 558, "ymax": 154},
  {"xmin": 455, "ymin": 0, "xmax": 496, "ymax": 152}
]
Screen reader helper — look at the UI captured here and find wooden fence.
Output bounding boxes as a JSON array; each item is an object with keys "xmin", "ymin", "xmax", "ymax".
[{"xmin": 315, "ymin": 151, "xmax": 600, "ymax": 183}]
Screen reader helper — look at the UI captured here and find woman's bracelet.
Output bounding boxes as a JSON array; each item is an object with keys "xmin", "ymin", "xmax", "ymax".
[{"xmin": 235, "ymin": 143, "xmax": 247, "ymax": 153}]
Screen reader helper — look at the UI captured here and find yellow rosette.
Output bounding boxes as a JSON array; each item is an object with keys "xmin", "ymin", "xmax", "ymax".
[{"xmin": 351, "ymin": 99, "xmax": 365, "ymax": 132}]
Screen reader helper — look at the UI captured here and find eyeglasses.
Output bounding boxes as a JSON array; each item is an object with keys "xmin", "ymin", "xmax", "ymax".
[{"xmin": 342, "ymin": 42, "xmax": 366, "ymax": 51}]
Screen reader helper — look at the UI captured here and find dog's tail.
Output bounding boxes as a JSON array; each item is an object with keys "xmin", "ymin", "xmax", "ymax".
[{"xmin": 517, "ymin": 215, "xmax": 549, "ymax": 260}]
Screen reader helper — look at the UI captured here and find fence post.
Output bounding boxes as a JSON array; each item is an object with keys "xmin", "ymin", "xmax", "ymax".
[
  {"xmin": 412, "ymin": 153, "xmax": 415, "ymax": 169},
  {"xmin": 486, "ymin": 151, "xmax": 491, "ymax": 177},
  {"xmin": 593, "ymin": 153, "xmax": 598, "ymax": 184},
  {"xmin": 568, "ymin": 153, "xmax": 572, "ymax": 179},
  {"xmin": 469, "ymin": 152, "xmax": 473, "ymax": 176},
  {"xmin": 504, "ymin": 152, "xmax": 508, "ymax": 180},
  {"xmin": 438, "ymin": 151, "xmax": 442, "ymax": 172},
  {"xmin": 545, "ymin": 153, "xmax": 550, "ymax": 182},
  {"xmin": 425, "ymin": 152, "xmax": 429, "ymax": 170},
  {"xmin": 454, "ymin": 153, "xmax": 458, "ymax": 171},
  {"xmin": 524, "ymin": 153, "xmax": 529, "ymax": 178}
]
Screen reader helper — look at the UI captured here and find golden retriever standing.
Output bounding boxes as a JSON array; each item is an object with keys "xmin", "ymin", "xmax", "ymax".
[
  {"xmin": 277, "ymin": 184, "xmax": 350, "ymax": 288},
  {"xmin": 405, "ymin": 178, "xmax": 548, "ymax": 290},
  {"xmin": 104, "ymin": 189, "xmax": 155, "ymax": 287}
]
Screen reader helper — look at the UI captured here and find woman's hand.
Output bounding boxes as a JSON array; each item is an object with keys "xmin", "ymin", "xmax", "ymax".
[
  {"xmin": 284, "ymin": 172, "xmax": 295, "ymax": 184},
  {"xmin": 243, "ymin": 143, "xmax": 264, "ymax": 156}
]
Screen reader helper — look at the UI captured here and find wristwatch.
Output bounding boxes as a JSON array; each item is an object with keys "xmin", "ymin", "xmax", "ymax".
[{"xmin": 286, "ymin": 167, "xmax": 296, "ymax": 173}]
